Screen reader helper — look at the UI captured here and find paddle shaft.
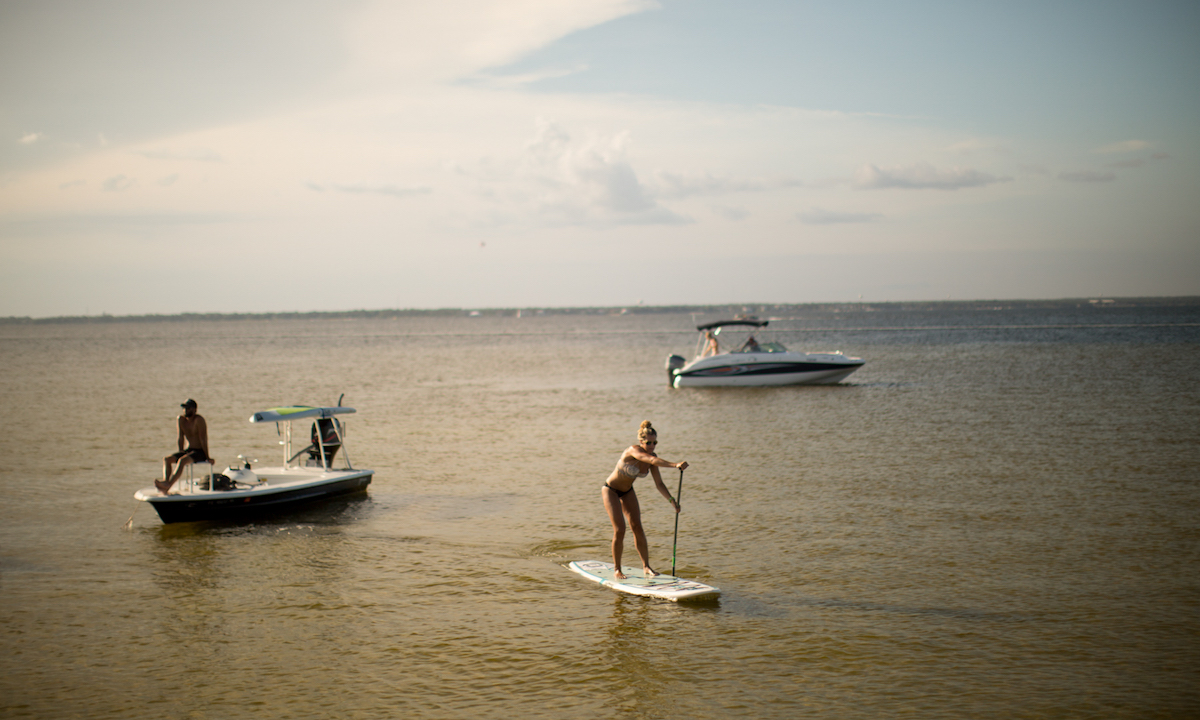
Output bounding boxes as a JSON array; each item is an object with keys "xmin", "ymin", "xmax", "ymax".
[{"xmin": 671, "ymin": 468, "xmax": 684, "ymax": 575}]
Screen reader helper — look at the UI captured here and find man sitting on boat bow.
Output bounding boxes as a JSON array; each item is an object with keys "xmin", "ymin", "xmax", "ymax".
[{"xmin": 155, "ymin": 399, "xmax": 210, "ymax": 495}]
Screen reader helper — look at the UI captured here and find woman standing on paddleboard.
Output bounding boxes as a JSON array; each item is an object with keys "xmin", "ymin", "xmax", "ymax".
[{"xmin": 603, "ymin": 420, "xmax": 687, "ymax": 580}]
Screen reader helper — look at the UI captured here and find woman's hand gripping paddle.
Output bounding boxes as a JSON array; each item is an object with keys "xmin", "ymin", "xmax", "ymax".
[{"xmin": 671, "ymin": 467, "xmax": 684, "ymax": 576}]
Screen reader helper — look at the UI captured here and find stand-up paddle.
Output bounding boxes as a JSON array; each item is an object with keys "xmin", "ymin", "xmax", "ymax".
[{"xmin": 671, "ymin": 467, "xmax": 684, "ymax": 576}]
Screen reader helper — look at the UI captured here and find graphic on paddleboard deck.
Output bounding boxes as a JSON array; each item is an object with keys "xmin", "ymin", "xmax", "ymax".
[{"xmin": 568, "ymin": 560, "xmax": 721, "ymax": 601}]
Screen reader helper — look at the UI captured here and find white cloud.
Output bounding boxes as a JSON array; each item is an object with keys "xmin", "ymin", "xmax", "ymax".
[
  {"xmin": 853, "ymin": 162, "xmax": 1009, "ymax": 190},
  {"xmin": 318, "ymin": 183, "xmax": 433, "ymax": 199},
  {"xmin": 1106, "ymin": 158, "xmax": 1144, "ymax": 169},
  {"xmin": 463, "ymin": 119, "xmax": 687, "ymax": 227},
  {"xmin": 945, "ymin": 138, "xmax": 1006, "ymax": 155},
  {"xmin": 19, "ymin": 133, "xmax": 43, "ymax": 145},
  {"xmin": 1093, "ymin": 140, "xmax": 1150, "ymax": 154},
  {"xmin": 477, "ymin": 64, "xmax": 592, "ymax": 89},
  {"xmin": 710, "ymin": 205, "xmax": 750, "ymax": 221},
  {"xmin": 651, "ymin": 171, "xmax": 802, "ymax": 199},
  {"xmin": 346, "ymin": 0, "xmax": 655, "ymax": 85},
  {"xmin": 102, "ymin": 175, "xmax": 136, "ymax": 192},
  {"xmin": 798, "ymin": 207, "xmax": 883, "ymax": 225},
  {"xmin": 135, "ymin": 148, "xmax": 223, "ymax": 163},
  {"xmin": 1058, "ymin": 170, "xmax": 1116, "ymax": 183}
]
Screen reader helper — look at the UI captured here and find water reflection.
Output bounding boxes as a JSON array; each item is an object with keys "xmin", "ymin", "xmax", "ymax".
[
  {"xmin": 141, "ymin": 498, "xmax": 368, "ymax": 656},
  {"xmin": 599, "ymin": 593, "xmax": 722, "ymax": 718},
  {"xmin": 143, "ymin": 528, "xmax": 227, "ymax": 647},
  {"xmin": 602, "ymin": 595, "xmax": 667, "ymax": 715}
]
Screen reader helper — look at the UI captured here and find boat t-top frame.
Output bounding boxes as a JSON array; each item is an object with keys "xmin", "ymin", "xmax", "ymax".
[
  {"xmin": 249, "ymin": 405, "xmax": 357, "ymax": 471},
  {"xmin": 692, "ymin": 318, "xmax": 782, "ymax": 356},
  {"xmin": 695, "ymin": 319, "xmax": 769, "ymax": 332}
]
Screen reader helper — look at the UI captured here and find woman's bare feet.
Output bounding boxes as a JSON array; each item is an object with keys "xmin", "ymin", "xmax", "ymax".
[
  {"xmin": 154, "ymin": 479, "xmax": 172, "ymax": 495},
  {"xmin": 643, "ymin": 567, "xmax": 659, "ymax": 577},
  {"xmin": 614, "ymin": 569, "xmax": 628, "ymax": 580}
]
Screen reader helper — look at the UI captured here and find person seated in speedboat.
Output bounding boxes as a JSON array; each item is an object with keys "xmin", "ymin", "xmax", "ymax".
[
  {"xmin": 701, "ymin": 330, "xmax": 720, "ymax": 357},
  {"xmin": 742, "ymin": 336, "xmax": 761, "ymax": 352},
  {"xmin": 155, "ymin": 399, "xmax": 210, "ymax": 495}
]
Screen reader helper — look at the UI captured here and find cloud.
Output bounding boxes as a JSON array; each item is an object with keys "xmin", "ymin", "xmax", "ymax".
[
  {"xmin": 347, "ymin": 0, "xmax": 654, "ymax": 85},
  {"xmin": 854, "ymin": 162, "xmax": 1009, "ymax": 190},
  {"xmin": 1093, "ymin": 140, "xmax": 1150, "ymax": 154},
  {"xmin": 333, "ymin": 183, "xmax": 433, "ymax": 198},
  {"xmin": 711, "ymin": 205, "xmax": 750, "ymax": 221},
  {"xmin": 1106, "ymin": 158, "xmax": 1144, "ymax": 169},
  {"xmin": 652, "ymin": 171, "xmax": 802, "ymax": 199},
  {"xmin": 558, "ymin": 138, "xmax": 653, "ymax": 213},
  {"xmin": 102, "ymin": 175, "xmax": 136, "ymax": 192},
  {"xmin": 135, "ymin": 148, "xmax": 223, "ymax": 163},
  {"xmin": 945, "ymin": 138, "xmax": 1006, "ymax": 155},
  {"xmin": 798, "ymin": 207, "xmax": 883, "ymax": 225},
  {"xmin": 157, "ymin": 174, "xmax": 180, "ymax": 187},
  {"xmin": 477, "ymin": 63, "xmax": 591, "ymax": 89},
  {"xmin": 19, "ymin": 133, "xmax": 43, "ymax": 145},
  {"xmin": 306, "ymin": 182, "xmax": 432, "ymax": 198},
  {"xmin": 1058, "ymin": 170, "xmax": 1116, "ymax": 183},
  {"xmin": 486, "ymin": 119, "xmax": 687, "ymax": 226}
]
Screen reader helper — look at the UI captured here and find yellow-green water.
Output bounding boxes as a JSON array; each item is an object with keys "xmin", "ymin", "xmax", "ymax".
[{"xmin": 1, "ymin": 306, "xmax": 1197, "ymax": 718}]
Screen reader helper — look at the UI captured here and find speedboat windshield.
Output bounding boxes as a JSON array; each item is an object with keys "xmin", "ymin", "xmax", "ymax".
[{"xmin": 732, "ymin": 340, "xmax": 788, "ymax": 353}]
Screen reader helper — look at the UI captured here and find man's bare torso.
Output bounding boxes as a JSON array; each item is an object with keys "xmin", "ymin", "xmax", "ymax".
[{"xmin": 178, "ymin": 414, "xmax": 207, "ymax": 451}]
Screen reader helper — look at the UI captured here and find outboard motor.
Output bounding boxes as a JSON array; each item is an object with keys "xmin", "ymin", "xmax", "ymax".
[
  {"xmin": 665, "ymin": 354, "xmax": 686, "ymax": 388},
  {"xmin": 308, "ymin": 417, "xmax": 342, "ymax": 467}
]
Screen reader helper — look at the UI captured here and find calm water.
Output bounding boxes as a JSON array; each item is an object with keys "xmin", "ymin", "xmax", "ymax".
[{"xmin": 1, "ymin": 303, "xmax": 1198, "ymax": 719}]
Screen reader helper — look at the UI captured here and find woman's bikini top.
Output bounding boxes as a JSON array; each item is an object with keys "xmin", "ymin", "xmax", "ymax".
[{"xmin": 621, "ymin": 462, "xmax": 649, "ymax": 479}]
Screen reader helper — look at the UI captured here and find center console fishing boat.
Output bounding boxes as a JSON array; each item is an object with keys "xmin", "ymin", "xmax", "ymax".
[
  {"xmin": 134, "ymin": 403, "xmax": 373, "ymax": 524},
  {"xmin": 665, "ymin": 319, "xmax": 865, "ymax": 387}
]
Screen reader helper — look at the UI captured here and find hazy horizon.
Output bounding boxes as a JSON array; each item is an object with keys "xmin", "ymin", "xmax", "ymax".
[{"xmin": 4, "ymin": 293, "xmax": 1195, "ymax": 324}]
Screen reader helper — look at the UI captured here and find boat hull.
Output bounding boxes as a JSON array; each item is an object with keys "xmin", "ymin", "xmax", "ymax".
[
  {"xmin": 672, "ymin": 353, "xmax": 863, "ymax": 387},
  {"xmin": 136, "ymin": 470, "xmax": 373, "ymax": 524}
]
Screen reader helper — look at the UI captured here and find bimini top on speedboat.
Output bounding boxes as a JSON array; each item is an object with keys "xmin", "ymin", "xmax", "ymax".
[
  {"xmin": 134, "ymin": 402, "xmax": 372, "ymax": 524},
  {"xmin": 665, "ymin": 318, "xmax": 865, "ymax": 388}
]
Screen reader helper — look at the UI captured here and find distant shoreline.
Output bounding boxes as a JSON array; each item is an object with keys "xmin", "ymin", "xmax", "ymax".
[{"xmin": 3, "ymin": 296, "xmax": 1198, "ymax": 325}]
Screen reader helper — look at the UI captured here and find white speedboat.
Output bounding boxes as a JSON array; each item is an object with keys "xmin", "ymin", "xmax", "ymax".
[
  {"xmin": 665, "ymin": 319, "xmax": 864, "ymax": 388},
  {"xmin": 134, "ymin": 403, "xmax": 372, "ymax": 524}
]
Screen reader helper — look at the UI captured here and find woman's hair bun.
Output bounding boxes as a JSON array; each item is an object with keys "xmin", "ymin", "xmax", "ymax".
[{"xmin": 638, "ymin": 420, "xmax": 656, "ymax": 438}]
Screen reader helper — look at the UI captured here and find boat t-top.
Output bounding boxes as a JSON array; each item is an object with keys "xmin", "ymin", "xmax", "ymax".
[
  {"xmin": 665, "ymin": 318, "xmax": 865, "ymax": 387},
  {"xmin": 134, "ymin": 402, "xmax": 373, "ymax": 524}
]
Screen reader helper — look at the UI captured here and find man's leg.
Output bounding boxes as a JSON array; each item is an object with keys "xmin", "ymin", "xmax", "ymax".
[{"xmin": 168, "ymin": 455, "xmax": 194, "ymax": 485}]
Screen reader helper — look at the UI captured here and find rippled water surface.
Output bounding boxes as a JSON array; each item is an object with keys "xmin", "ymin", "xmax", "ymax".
[{"xmin": 1, "ymin": 303, "xmax": 1198, "ymax": 719}]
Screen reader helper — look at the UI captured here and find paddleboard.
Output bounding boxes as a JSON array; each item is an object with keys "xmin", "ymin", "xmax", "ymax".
[{"xmin": 568, "ymin": 560, "xmax": 721, "ymax": 602}]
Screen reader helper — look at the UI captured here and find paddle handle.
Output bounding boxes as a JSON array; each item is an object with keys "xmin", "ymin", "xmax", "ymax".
[{"xmin": 671, "ymin": 467, "xmax": 684, "ymax": 576}]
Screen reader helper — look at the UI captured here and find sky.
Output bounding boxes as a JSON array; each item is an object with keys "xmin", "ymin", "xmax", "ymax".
[{"xmin": 1, "ymin": 0, "xmax": 1197, "ymax": 317}]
